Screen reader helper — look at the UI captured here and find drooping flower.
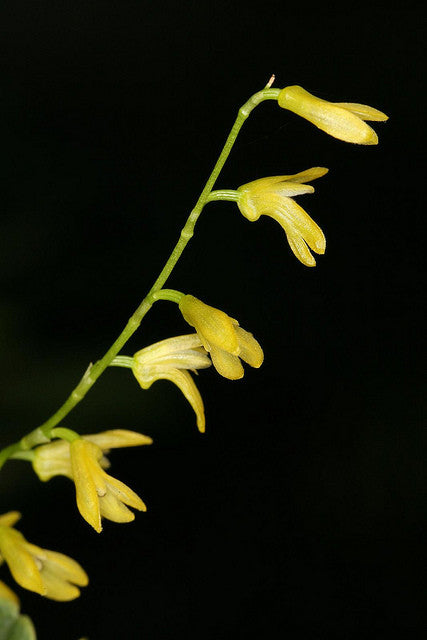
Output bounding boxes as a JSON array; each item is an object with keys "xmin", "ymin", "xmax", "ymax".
[
  {"xmin": 179, "ymin": 295, "xmax": 263, "ymax": 380},
  {"xmin": 278, "ymin": 85, "xmax": 388, "ymax": 144},
  {"xmin": 32, "ymin": 429, "xmax": 152, "ymax": 482},
  {"xmin": 0, "ymin": 511, "xmax": 88, "ymax": 601},
  {"xmin": 236, "ymin": 167, "xmax": 327, "ymax": 267},
  {"xmin": 69, "ymin": 438, "xmax": 147, "ymax": 533},
  {"xmin": 133, "ymin": 334, "xmax": 211, "ymax": 433}
]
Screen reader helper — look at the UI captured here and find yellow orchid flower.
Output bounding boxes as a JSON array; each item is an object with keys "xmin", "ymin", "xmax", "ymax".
[
  {"xmin": 179, "ymin": 295, "xmax": 263, "ymax": 380},
  {"xmin": 278, "ymin": 85, "xmax": 388, "ymax": 144},
  {"xmin": 32, "ymin": 429, "xmax": 152, "ymax": 482},
  {"xmin": 70, "ymin": 439, "xmax": 146, "ymax": 533},
  {"xmin": 236, "ymin": 167, "xmax": 327, "ymax": 267},
  {"xmin": 0, "ymin": 511, "xmax": 88, "ymax": 601},
  {"xmin": 133, "ymin": 334, "xmax": 211, "ymax": 433}
]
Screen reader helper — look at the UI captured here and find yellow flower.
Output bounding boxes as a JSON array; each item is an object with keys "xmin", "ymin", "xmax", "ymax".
[
  {"xmin": 70, "ymin": 439, "xmax": 146, "ymax": 533},
  {"xmin": 133, "ymin": 334, "xmax": 211, "ymax": 433},
  {"xmin": 236, "ymin": 167, "xmax": 327, "ymax": 267},
  {"xmin": 278, "ymin": 85, "xmax": 388, "ymax": 144},
  {"xmin": 178, "ymin": 295, "xmax": 263, "ymax": 380},
  {"xmin": 0, "ymin": 511, "xmax": 88, "ymax": 601},
  {"xmin": 32, "ymin": 429, "xmax": 152, "ymax": 482},
  {"xmin": 0, "ymin": 579, "xmax": 19, "ymax": 606}
]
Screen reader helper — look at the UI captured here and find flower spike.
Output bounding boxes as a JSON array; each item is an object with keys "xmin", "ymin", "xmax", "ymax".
[
  {"xmin": 236, "ymin": 168, "xmax": 328, "ymax": 267},
  {"xmin": 179, "ymin": 295, "xmax": 263, "ymax": 380},
  {"xmin": 278, "ymin": 85, "xmax": 388, "ymax": 144},
  {"xmin": 0, "ymin": 512, "xmax": 88, "ymax": 601},
  {"xmin": 133, "ymin": 334, "xmax": 211, "ymax": 433}
]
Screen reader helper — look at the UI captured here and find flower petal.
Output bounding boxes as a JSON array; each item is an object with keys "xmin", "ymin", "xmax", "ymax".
[
  {"xmin": 42, "ymin": 549, "xmax": 88, "ymax": 587},
  {"xmin": 70, "ymin": 440, "xmax": 103, "ymax": 533},
  {"xmin": 135, "ymin": 350, "xmax": 211, "ymax": 373},
  {"xmin": 134, "ymin": 334, "xmax": 204, "ymax": 363},
  {"xmin": 266, "ymin": 196, "xmax": 326, "ymax": 256},
  {"xmin": 210, "ymin": 347, "xmax": 244, "ymax": 380},
  {"xmin": 235, "ymin": 327, "xmax": 264, "ymax": 368},
  {"xmin": 270, "ymin": 183, "xmax": 315, "ymax": 198},
  {"xmin": 0, "ymin": 513, "xmax": 22, "ymax": 528},
  {"xmin": 155, "ymin": 369, "xmax": 206, "ymax": 433},
  {"xmin": 99, "ymin": 492, "xmax": 136, "ymax": 523},
  {"xmin": 286, "ymin": 233, "xmax": 317, "ymax": 267},
  {"xmin": 38, "ymin": 568, "xmax": 81, "ymax": 601},
  {"xmin": 334, "ymin": 102, "xmax": 388, "ymax": 121},
  {"xmin": 280, "ymin": 167, "xmax": 329, "ymax": 184},
  {"xmin": 85, "ymin": 430, "xmax": 153, "ymax": 450},
  {"xmin": 32, "ymin": 440, "xmax": 73, "ymax": 481},
  {"xmin": 104, "ymin": 474, "xmax": 146, "ymax": 512}
]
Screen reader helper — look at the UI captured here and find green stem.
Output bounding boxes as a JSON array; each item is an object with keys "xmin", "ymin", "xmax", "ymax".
[
  {"xmin": 110, "ymin": 356, "xmax": 134, "ymax": 369},
  {"xmin": 207, "ymin": 190, "xmax": 239, "ymax": 202},
  {"xmin": 151, "ymin": 289, "xmax": 184, "ymax": 304},
  {"xmin": 0, "ymin": 85, "xmax": 279, "ymax": 469},
  {"xmin": 50, "ymin": 427, "xmax": 80, "ymax": 442}
]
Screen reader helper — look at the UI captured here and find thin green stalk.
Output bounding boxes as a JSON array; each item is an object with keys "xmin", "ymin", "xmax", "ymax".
[
  {"xmin": 207, "ymin": 190, "xmax": 239, "ymax": 202},
  {"xmin": 0, "ymin": 85, "xmax": 280, "ymax": 469}
]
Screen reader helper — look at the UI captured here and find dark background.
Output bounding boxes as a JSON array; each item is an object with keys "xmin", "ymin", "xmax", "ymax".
[{"xmin": 0, "ymin": 2, "xmax": 425, "ymax": 638}]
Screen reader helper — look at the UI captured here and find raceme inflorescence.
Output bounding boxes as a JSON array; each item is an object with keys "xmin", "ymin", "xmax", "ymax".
[{"xmin": 0, "ymin": 79, "xmax": 387, "ymax": 636}]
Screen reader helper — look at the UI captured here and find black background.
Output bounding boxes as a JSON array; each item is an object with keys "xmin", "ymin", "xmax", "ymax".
[{"xmin": 0, "ymin": 2, "xmax": 425, "ymax": 639}]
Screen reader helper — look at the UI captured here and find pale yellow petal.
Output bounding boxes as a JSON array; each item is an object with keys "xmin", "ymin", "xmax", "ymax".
[
  {"xmin": 0, "ymin": 513, "xmax": 22, "ymax": 528},
  {"xmin": 134, "ymin": 334, "xmax": 203, "ymax": 363},
  {"xmin": 270, "ymin": 183, "xmax": 315, "ymax": 198},
  {"xmin": 32, "ymin": 440, "xmax": 72, "ymax": 481},
  {"xmin": 286, "ymin": 233, "xmax": 317, "ymax": 267},
  {"xmin": 134, "ymin": 350, "xmax": 211, "ymax": 373},
  {"xmin": 40, "ymin": 569, "xmax": 81, "ymax": 601},
  {"xmin": 334, "ymin": 102, "xmax": 388, "ymax": 121},
  {"xmin": 70, "ymin": 440, "xmax": 103, "ymax": 533},
  {"xmin": 280, "ymin": 167, "xmax": 329, "ymax": 183},
  {"xmin": 104, "ymin": 474, "xmax": 146, "ymax": 512},
  {"xmin": 266, "ymin": 196, "xmax": 325, "ymax": 256},
  {"xmin": 85, "ymin": 430, "xmax": 153, "ymax": 450},
  {"xmin": 156, "ymin": 369, "xmax": 206, "ymax": 433},
  {"xmin": 235, "ymin": 327, "xmax": 264, "ymax": 368},
  {"xmin": 210, "ymin": 347, "xmax": 244, "ymax": 380},
  {"xmin": 179, "ymin": 295, "xmax": 239, "ymax": 355},
  {"xmin": 99, "ymin": 492, "xmax": 136, "ymax": 523},
  {"xmin": 42, "ymin": 550, "xmax": 88, "ymax": 587}
]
